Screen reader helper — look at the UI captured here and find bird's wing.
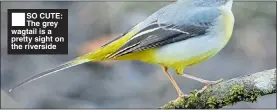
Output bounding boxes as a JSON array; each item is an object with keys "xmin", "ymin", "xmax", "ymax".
[{"xmin": 106, "ymin": 6, "xmax": 222, "ymax": 59}]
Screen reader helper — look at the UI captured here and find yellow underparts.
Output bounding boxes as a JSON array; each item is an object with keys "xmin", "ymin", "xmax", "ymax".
[
  {"xmin": 158, "ymin": 49, "xmax": 219, "ymax": 75},
  {"xmin": 114, "ymin": 47, "xmax": 218, "ymax": 76},
  {"xmin": 114, "ymin": 48, "xmax": 156, "ymax": 62}
]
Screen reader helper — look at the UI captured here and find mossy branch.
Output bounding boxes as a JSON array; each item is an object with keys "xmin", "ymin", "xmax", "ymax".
[{"xmin": 161, "ymin": 68, "xmax": 276, "ymax": 109}]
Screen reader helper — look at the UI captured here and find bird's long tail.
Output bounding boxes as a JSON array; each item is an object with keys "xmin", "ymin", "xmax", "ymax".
[{"xmin": 8, "ymin": 56, "xmax": 91, "ymax": 92}]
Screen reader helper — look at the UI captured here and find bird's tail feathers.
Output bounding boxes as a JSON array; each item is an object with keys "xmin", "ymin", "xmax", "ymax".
[{"xmin": 8, "ymin": 56, "xmax": 91, "ymax": 92}]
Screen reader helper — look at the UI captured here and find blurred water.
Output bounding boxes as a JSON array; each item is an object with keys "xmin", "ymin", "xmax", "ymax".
[{"xmin": 1, "ymin": 1, "xmax": 276, "ymax": 108}]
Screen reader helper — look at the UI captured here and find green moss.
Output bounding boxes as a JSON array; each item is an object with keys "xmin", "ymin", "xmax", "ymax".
[
  {"xmin": 225, "ymin": 85, "xmax": 261, "ymax": 103},
  {"xmin": 207, "ymin": 96, "xmax": 218, "ymax": 109},
  {"xmin": 263, "ymin": 89, "xmax": 276, "ymax": 95},
  {"xmin": 205, "ymin": 85, "xmax": 262, "ymax": 108},
  {"xmin": 161, "ymin": 85, "xmax": 264, "ymax": 109},
  {"xmin": 183, "ymin": 90, "xmax": 201, "ymax": 108},
  {"xmin": 161, "ymin": 102, "xmax": 175, "ymax": 109}
]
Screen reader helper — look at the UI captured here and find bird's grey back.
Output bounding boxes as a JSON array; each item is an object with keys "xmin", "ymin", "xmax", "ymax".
[{"xmin": 147, "ymin": 0, "xmax": 222, "ymax": 27}]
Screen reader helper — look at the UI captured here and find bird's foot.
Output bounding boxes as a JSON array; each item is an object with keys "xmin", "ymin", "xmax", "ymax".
[{"xmin": 196, "ymin": 78, "xmax": 224, "ymax": 95}]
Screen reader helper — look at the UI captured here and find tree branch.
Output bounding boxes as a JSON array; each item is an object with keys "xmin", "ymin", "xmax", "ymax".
[{"xmin": 161, "ymin": 68, "xmax": 276, "ymax": 109}]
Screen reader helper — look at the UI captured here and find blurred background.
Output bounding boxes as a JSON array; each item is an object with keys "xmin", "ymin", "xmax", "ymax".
[{"xmin": 1, "ymin": 0, "xmax": 276, "ymax": 109}]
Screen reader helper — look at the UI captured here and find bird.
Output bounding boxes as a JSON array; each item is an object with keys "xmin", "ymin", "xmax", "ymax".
[{"xmin": 9, "ymin": 0, "xmax": 235, "ymax": 100}]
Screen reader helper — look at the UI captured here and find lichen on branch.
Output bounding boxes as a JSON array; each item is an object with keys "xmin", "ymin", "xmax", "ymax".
[{"xmin": 161, "ymin": 69, "xmax": 276, "ymax": 109}]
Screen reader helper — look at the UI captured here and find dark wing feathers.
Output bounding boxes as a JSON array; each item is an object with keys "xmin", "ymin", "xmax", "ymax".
[
  {"xmin": 103, "ymin": 6, "xmax": 222, "ymax": 59},
  {"xmin": 107, "ymin": 22, "xmax": 209, "ymax": 58}
]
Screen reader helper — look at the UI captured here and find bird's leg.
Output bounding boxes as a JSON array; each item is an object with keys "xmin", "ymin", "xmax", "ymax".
[
  {"xmin": 182, "ymin": 74, "xmax": 223, "ymax": 85},
  {"xmin": 162, "ymin": 66, "xmax": 187, "ymax": 99},
  {"xmin": 182, "ymin": 74, "xmax": 223, "ymax": 94}
]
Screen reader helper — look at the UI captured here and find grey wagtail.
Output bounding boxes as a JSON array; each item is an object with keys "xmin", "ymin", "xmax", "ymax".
[{"xmin": 9, "ymin": 0, "xmax": 235, "ymax": 99}]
